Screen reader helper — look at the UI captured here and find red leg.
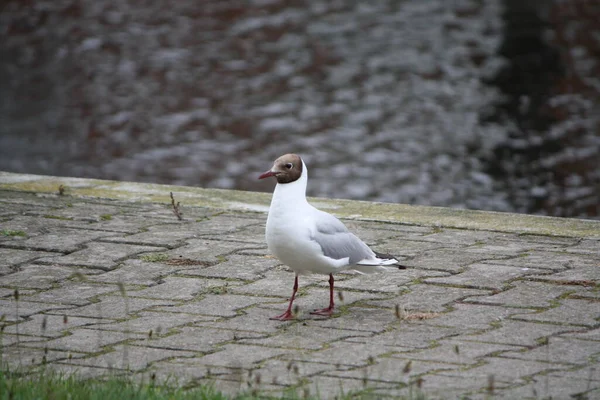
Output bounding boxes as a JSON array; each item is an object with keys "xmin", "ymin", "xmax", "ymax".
[
  {"xmin": 310, "ymin": 274, "xmax": 335, "ymax": 317},
  {"xmin": 271, "ymin": 275, "xmax": 299, "ymax": 320}
]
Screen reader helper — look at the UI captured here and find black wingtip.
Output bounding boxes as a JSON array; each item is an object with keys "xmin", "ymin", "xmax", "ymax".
[{"xmin": 397, "ymin": 264, "xmax": 408, "ymax": 270}]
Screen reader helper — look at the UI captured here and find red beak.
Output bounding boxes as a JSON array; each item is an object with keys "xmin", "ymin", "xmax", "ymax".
[{"xmin": 258, "ymin": 170, "xmax": 276, "ymax": 180}]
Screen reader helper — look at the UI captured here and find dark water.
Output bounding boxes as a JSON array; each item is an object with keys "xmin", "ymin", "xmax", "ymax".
[{"xmin": 1, "ymin": 0, "xmax": 598, "ymax": 218}]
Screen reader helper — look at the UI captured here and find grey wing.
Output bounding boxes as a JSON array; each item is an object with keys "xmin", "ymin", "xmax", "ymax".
[{"xmin": 312, "ymin": 212, "xmax": 375, "ymax": 264}]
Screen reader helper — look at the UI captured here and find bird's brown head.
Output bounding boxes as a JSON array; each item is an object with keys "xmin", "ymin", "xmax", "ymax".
[{"xmin": 258, "ymin": 153, "xmax": 303, "ymax": 184}]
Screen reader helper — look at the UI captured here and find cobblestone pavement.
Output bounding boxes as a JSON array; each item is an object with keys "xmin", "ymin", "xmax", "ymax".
[{"xmin": 1, "ymin": 178, "xmax": 599, "ymax": 399}]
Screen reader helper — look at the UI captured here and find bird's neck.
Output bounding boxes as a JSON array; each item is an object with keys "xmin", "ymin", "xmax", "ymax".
[{"xmin": 270, "ymin": 164, "xmax": 309, "ymax": 211}]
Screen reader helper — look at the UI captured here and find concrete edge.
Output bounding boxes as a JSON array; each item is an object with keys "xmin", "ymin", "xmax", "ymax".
[{"xmin": 1, "ymin": 171, "xmax": 599, "ymax": 238}]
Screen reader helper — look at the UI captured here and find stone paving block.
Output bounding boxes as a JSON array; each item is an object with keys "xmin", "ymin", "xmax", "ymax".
[
  {"xmin": 0, "ymin": 264, "xmax": 76, "ymax": 289},
  {"xmin": 513, "ymin": 298, "xmax": 600, "ymax": 327},
  {"xmin": 341, "ymin": 221, "xmax": 434, "ymax": 236},
  {"xmin": 24, "ymin": 282, "xmax": 119, "ymax": 306},
  {"xmin": 439, "ymin": 356, "xmax": 564, "ymax": 384},
  {"xmin": 236, "ymin": 247, "xmax": 270, "ymax": 256},
  {"xmin": 195, "ymin": 214, "xmax": 263, "ymax": 235},
  {"xmin": 239, "ymin": 323, "xmax": 372, "ymax": 350},
  {"xmin": 229, "ymin": 269, "xmax": 309, "ymax": 298},
  {"xmin": 0, "ymin": 345, "xmax": 87, "ymax": 369},
  {"xmin": 182, "ymin": 293, "xmax": 282, "ymax": 317},
  {"xmin": 197, "ymin": 344, "xmax": 289, "ymax": 368},
  {"xmin": 82, "ymin": 214, "xmax": 161, "ymax": 234},
  {"xmin": 195, "ymin": 376, "xmax": 284, "ymax": 398},
  {"xmin": 61, "ymin": 296, "xmax": 177, "ymax": 319},
  {"xmin": 391, "ymin": 240, "xmax": 452, "ymax": 258},
  {"xmin": 181, "ymin": 254, "xmax": 279, "ymax": 280},
  {"xmin": 462, "ymin": 320, "xmax": 576, "ymax": 347},
  {"xmin": 126, "ymin": 276, "xmax": 222, "ymax": 301},
  {"xmin": 0, "ymin": 248, "xmax": 59, "ymax": 269},
  {"xmin": 100, "ymin": 223, "xmax": 202, "ymax": 248},
  {"xmin": 419, "ymin": 303, "xmax": 535, "ymax": 330},
  {"xmin": 463, "ymin": 240, "xmax": 558, "ymax": 256},
  {"xmin": 297, "ymin": 339, "xmax": 409, "ymax": 368},
  {"xmin": 372, "ymin": 373, "xmax": 503, "ymax": 399},
  {"xmin": 0, "ymin": 226, "xmax": 118, "ymax": 253},
  {"xmin": 0, "ymin": 298, "xmax": 74, "ymax": 321},
  {"xmin": 0, "ymin": 287, "xmax": 36, "ymax": 298},
  {"xmin": 492, "ymin": 375, "xmax": 599, "ymax": 400},
  {"xmin": 251, "ymin": 359, "xmax": 345, "ymax": 386},
  {"xmin": 482, "ymin": 250, "xmax": 586, "ymax": 271},
  {"xmin": 267, "ymin": 288, "xmax": 395, "ymax": 316},
  {"xmin": 307, "ymin": 307, "xmax": 400, "ymax": 333},
  {"xmin": 28, "ymin": 328, "xmax": 145, "ymax": 353},
  {"xmin": 199, "ymin": 307, "xmax": 294, "ymax": 333},
  {"xmin": 407, "ymin": 248, "xmax": 510, "ymax": 273},
  {"xmin": 532, "ymin": 262, "xmax": 600, "ymax": 285},
  {"xmin": 571, "ymin": 285, "xmax": 600, "ymax": 300},
  {"xmin": 547, "ymin": 365, "xmax": 600, "ymax": 381},
  {"xmin": 1, "ymin": 214, "xmax": 92, "ymax": 237},
  {"xmin": 559, "ymin": 328, "xmax": 600, "ymax": 341},
  {"xmin": 327, "ymin": 356, "xmax": 457, "ymax": 383},
  {"xmin": 40, "ymin": 363, "xmax": 118, "ymax": 379},
  {"xmin": 346, "ymin": 322, "xmax": 465, "ymax": 349},
  {"xmin": 86, "ymin": 258, "xmax": 186, "ymax": 285},
  {"xmin": 140, "ymin": 359, "xmax": 231, "ymax": 384},
  {"xmin": 499, "ymin": 336, "xmax": 600, "ymax": 366},
  {"xmin": 424, "ymin": 263, "xmax": 549, "ymax": 290},
  {"xmin": 327, "ymin": 268, "xmax": 448, "ymax": 293},
  {"xmin": 463, "ymin": 280, "xmax": 581, "ymax": 308},
  {"xmin": 334, "ymin": 222, "xmax": 415, "ymax": 244},
  {"xmin": 65, "ymin": 344, "xmax": 196, "ymax": 371},
  {"xmin": 365, "ymin": 284, "xmax": 491, "ymax": 312},
  {"xmin": 0, "ymin": 333, "xmax": 52, "ymax": 347},
  {"xmin": 564, "ymin": 239, "xmax": 600, "ymax": 255},
  {"xmin": 201, "ymin": 223, "xmax": 268, "ymax": 244},
  {"xmin": 416, "ymin": 229, "xmax": 506, "ymax": 245},
  {"xmin": 25, "ymin": 202, "xmax": 137, "ymax": 223},
  {"xmin": 505, "ymin": 234, "xmax": 581, "ymax": 246},
  {"xmin": 143, "ymin": 326, "xmax": 262, "ymax": 352},
  {"xmin": 164, "ymin": 238, "xmax": 266, "ymax": 265},
  {"xmin": 3, "ymin": 314, "xmax": 109, "ymax": 338},
  {"xmin": 393, "ymin": 339, "xmax": 522, "ymax": 366},
  {"xmin": 89, "ymin": 311, "xmax": 214, "ymax": 335},
  {"xmin": 37, "ymin": 242, "xmax": 167, "ymax": 271},
  {"xmin": 298, "ymin": 375, "xmax": 399, "ymax": 399}
]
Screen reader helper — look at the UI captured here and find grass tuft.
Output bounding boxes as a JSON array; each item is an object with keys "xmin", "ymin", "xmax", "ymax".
[
  {"xmin": 1, "ymin": 230, "xmax": 27, "ymax": 237},
  {"xmin": 0, "ymin": 369, "xmax": 230, "ymax": 400}
]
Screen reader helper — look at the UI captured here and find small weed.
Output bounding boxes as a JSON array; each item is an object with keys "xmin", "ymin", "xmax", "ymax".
[
  {"xmin": 100, "ymin": 214, "xmax": 113, "ymax": 221},
  {"xmin": 170, "ymin": 192, "xmax": 183, "ymax": 221},
  {"xmin": 208, "ymin": 286, "xmax": 228, "ymax": 295},
  {"xmin": 1, "ymin": 230, "xmax": 27, "ymax": 237},
  {"xmin": 140, "ymin": 253, "xmax": 170, "ymax": 263}
]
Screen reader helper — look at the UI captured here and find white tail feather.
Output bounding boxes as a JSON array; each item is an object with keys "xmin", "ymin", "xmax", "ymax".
[{"xmin": 356, "ymin": 257, "xmax": 398, "ymax": 266}]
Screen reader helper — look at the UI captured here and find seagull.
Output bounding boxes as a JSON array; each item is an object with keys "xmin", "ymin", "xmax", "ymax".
[{"xmin": 259, "ymin": 153, "xmax": 406, "ymax": 320}]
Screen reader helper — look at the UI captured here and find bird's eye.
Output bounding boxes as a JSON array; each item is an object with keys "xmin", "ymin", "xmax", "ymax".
[{"xmin": 285, "ymin": 163, "xmax": 293, "ymax": 169}]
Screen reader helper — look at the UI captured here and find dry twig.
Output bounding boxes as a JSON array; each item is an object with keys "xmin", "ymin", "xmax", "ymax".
[{"xmin": 170, "ymin": 192, "xmax": 183, "ymax": 220}]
